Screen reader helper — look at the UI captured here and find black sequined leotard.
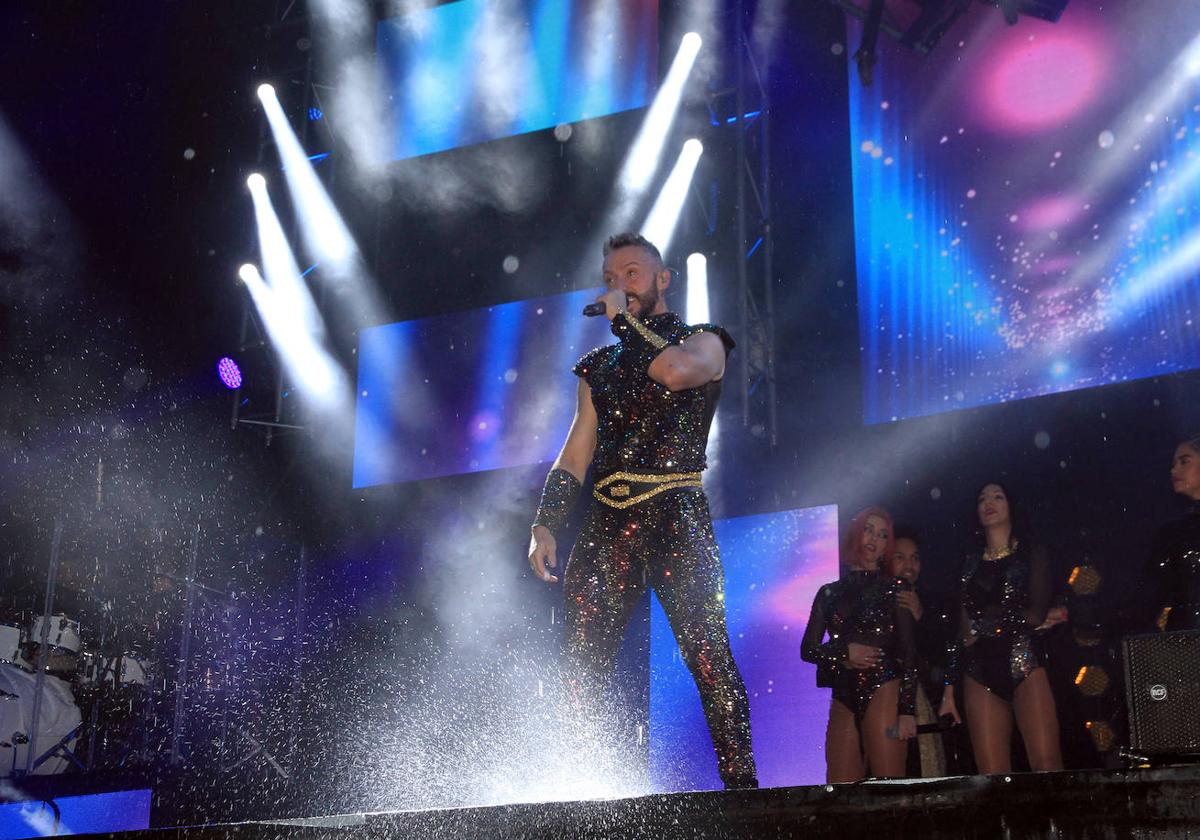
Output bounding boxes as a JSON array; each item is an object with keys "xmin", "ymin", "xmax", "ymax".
[
  {"xmin": 562, "ymin": 311, "xmax": 756, "ymax": 788},
  {"xmin": 1131, "ymin": 508, "xmax": 1200, "ymax": 632},
  {"xmin": 801, "ymin": 570, "xmax": 918, "ymax": 720},
  {"xmin": 947, "ymin": 543, "xmax": 1052, "ymax": 702}
]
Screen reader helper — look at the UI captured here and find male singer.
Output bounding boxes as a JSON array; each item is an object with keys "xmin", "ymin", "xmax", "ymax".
[{"xmin": 527, "ymin": 232, "xmax": 756, "ymax": 789}]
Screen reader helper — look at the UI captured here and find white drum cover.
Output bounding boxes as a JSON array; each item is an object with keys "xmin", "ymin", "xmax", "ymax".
[
  {"xmin": 30, "ymin": 615, "xmax": 82, "ymax": 654},
  {"xmin": 0, "ymin": 625, "xmax": 22, "ymax": 664},
  {"xmin": 0, "ymin": 663, "xmax": 81, "ymax": 776}
]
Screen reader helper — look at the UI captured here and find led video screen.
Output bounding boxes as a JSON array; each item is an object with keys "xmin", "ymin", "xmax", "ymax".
[
  {"xmin": 377, "ymin": 0, "xmax": 659, "ymax": 161},
  {"xmin": 648, "ymin": 505, "xmax": 839, "ymax": 791},
  {"xmin": 353, "ymin": 290, "xmax": 612, "ymax": 488},
  {"xmin": 850, "ymin": 2, "xmax": 1200, "ymax": 424}
]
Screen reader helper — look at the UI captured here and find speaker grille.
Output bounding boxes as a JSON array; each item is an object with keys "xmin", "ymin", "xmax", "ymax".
[{"xmin": 1124, "ymin": 631, "xmax": 1200, "ymax": 753}]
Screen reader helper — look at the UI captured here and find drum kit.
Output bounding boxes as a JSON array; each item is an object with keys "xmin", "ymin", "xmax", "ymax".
[
  {"xmin": 3, "ymin": 521, "xmax": 308, "ymax": 784},
  {"xmin": 0, "ymin": 612, "xmax": 159, "ymax": 777}
]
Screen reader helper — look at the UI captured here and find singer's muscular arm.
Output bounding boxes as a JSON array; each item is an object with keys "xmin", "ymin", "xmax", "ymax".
[
  {"xmin": 648, "ymin": 332, "xmax": 725, "ymax": 391},
  {"xmin": 528, "ymin": 379, "xmax": 597, "ymax": 583},
  {"xmin": 552, "ymin": 378, "xmax": 598, "ymax": 482}
]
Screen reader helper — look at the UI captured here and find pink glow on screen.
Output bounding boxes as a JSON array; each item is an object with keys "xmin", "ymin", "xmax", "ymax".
[
  {"xmin": 1020, "ymin": 194, "xmax": 1087, "ymax": 232},
  {"xmin": 975, "ymin": 27, "xmax": 1107, "ymax": 135},
  {"xmin": 763, "ymin": 536, "xmax": 840, "ymax": 624},
  {"xmin": 1035, "ymin": 255, "xmax": 1078, "ymax": 276}
]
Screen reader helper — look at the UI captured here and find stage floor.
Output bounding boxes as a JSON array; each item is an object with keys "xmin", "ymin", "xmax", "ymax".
[{"xmin": 33, "ymin": 763, "xmax": 1200, "ymax": 840}]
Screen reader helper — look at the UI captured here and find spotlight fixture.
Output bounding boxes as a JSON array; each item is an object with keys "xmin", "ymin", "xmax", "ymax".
[
  {"xmin": 247, "ymin": 173, "xmax": 266, "ymax": 191},
  {"xmin": 1068, "ymin": 565, "xmax": 1101, "ymax": 596},
  {"xmin": 257, "ymin": 83, "xmax": 277, "ymax": 101},
  {"xmin": 1074, "ymin": 665, "xmax": 1110, "ymax": 697},
  {"xmin": 1085, "ymin": 720, "xmax": 1115, "ymax": 753}
]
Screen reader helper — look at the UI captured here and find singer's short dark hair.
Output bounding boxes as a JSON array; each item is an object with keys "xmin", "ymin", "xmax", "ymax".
[{"xmin": 603, "ymin": 232, "xmax": 664, "ymax": 268}]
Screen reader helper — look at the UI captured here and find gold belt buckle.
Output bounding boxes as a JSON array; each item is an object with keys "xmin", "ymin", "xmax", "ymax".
[{"xmin": 593, "ymin": 471, "xmax": 703, "ymax": 509}]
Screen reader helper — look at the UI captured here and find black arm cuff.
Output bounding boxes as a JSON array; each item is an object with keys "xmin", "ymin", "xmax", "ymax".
[{"xmin": 532, "ymin": 468, "xmax": 582, "ymax": 535}]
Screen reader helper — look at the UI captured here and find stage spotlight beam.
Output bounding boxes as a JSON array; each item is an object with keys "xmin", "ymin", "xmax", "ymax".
[
  {"xmin": 244, "ymin": 177, "xmax": 348, "ymax": 412},
  {"xmin": 686, "ymin": 252, "xmax": 719, "ymax": 453},
  {"xmin": 686, "ymin": 252, "xmax": 710, "ymax": 325},
  {"xmin": 237, "ymin": 264, "xmax": 345, "ymax": 410},
  {"xmin": 246, "ymin": 175, "xmax": 324, "ymax": 339},
  {"xmin": 611, "ymin": 33, "xmax": 702, "ymax": 221},
  {"xmin": 257, "ymin": 82, "xmax": 357, "ymax": 270},
  {"xmin": 641, "ymin": 139, "xmax": 704, "ymax": 257}
]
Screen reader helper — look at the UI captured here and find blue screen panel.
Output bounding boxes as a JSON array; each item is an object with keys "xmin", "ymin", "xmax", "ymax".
[
  {"xmin": 353, "ymin": 290, "xmax": 613, "ymax": 487},
  {"xmin": 378, "ymin": 0, "xmax": 659, "ymax": 161},
  {"xmin": 648, "ymin": 505, "xmax": 839, "ymax": 792},
  {"xmin": 0, "ymin": 788, "xmax": 152, "ymax": 839},
  {"xmin": 851, "ymin": 2, "xmax": 1200, "ymax": 423}
]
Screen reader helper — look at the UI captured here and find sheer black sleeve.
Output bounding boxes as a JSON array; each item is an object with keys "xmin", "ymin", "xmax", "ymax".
[
  {"xmin": 893, "ymin": 579, "xmax": 918, "ymax": 715},
  {"xmin": 801, "ymin": 584, "xmax": 848, "ymax": 668}
]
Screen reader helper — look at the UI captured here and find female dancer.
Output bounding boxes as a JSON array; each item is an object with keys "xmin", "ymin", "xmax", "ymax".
[
  {"xmin": 1131, "ymin": 435, "xmax": 1200, "ymax": 631},
  {"xmin": 802, "ymin": 507, "xmax": 917, "ymax": 782},
  {"xmin": 939, "ymin": 482, "xmax": 1064, "ymax": 774}
]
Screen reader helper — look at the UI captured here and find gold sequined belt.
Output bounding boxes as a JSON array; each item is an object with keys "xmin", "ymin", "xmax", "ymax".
[{"xmin": 593, "ymin": 471, "xmax": 703, "ymax": 509}]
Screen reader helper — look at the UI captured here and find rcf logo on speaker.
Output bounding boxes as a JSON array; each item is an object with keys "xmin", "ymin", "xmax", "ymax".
[{"xmin": 1149, "ymin": 684, "xmax": 1168, "ymax": 701}]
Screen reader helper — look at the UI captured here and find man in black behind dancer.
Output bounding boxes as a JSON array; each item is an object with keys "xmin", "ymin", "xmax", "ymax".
[{"xmin": 527, "ymin": 233, "xmax": 756, "ymax": 789}]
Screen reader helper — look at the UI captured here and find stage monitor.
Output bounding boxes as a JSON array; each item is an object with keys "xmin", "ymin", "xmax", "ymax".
[
  {"xmin": 849, "ymin": 1, "xmax": 1200, "ymax": 423},
  {"xmin": 377, "ymin": 0, "xmax": 659, "ymax": 161},
  {"xmin": 353, "ymin": 290, "xmax": 612, "ymax": 488},
  {"xmin": 648, "ymin": 504, "xmax": 839, "ymax": 791}
]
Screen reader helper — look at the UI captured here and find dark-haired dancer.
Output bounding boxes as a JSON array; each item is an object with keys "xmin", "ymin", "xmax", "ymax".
[
  {"xmin": 1128, "ymin": 435, "xmax": 1200, "ymax": 633},
  {"xmin": 939, "ymin": 482, "xmax": 1065, "ymax": 774},
  {"xmin": 527, "ymin": 233, "xmax": 756, "ymax": 789}
]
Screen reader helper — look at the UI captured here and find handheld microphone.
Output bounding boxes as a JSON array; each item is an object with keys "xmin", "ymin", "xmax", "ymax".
[{"xmin": 582, "ymin": 302, "xmax": 607, "ymax": 317}]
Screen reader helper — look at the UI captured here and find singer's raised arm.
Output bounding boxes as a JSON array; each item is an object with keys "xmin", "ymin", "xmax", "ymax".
[{"xmin": 648, "ymin": 331, "xmax": 727, "ymax": 392}]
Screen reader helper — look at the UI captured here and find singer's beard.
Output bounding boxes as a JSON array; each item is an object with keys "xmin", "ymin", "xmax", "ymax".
[{"xmin": 627, "ymin": 285, "xmax": 661, "ymax": 320}]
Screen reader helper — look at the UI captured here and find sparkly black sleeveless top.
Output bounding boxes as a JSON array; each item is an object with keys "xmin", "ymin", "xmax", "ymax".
[{"xmin": 574, "ymin": 312, "xmax": 734, "ymax": 475}]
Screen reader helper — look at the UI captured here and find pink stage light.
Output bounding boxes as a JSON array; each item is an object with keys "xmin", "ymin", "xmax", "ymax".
[{"xmin": 975, "ymin": 27, "xmax": 1107, "ymax": 135}]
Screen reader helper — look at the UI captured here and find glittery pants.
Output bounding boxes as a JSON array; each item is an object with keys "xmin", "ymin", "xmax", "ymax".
[{"xmin": 563, "ymin": 488, "xmax": 756, "ymax": 786}]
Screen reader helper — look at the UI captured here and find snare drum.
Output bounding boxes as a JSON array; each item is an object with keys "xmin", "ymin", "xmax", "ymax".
[
  {"xmin": 30, "ymin": 615, "xmax": 82, "ymax": 654},
  {"xmin": 76, "ymin": 652, "xmax": 151, "ymax": 688},
  {"xmin": 76, "ymin": 650, "xmax": 112, "ymax": 686},
  {"xmin": 113, "ymin": 653, "xmax": 150, "ymax": 687}
]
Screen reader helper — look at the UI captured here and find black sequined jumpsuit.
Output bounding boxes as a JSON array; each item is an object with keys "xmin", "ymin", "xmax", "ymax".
[
  {"xmin": 801, "ymin": 570, "xmax": 918, "ymax": 720},
  {"xmin": 564, "ymin": 312, "xmax": 756, "ymax": 787},
  {"xmin": 947, "ymin": 544, "xmax": 1052, "ymax": 701},
  {"xmin": 1131, "ymin": 507, "xmax": 1200, "ymax": 632}
]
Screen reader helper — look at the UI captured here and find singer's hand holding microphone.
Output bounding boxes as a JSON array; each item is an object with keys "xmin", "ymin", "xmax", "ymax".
[{"xmin": 582, "ymin": 287, "xmax": 629, "ymax": 320}]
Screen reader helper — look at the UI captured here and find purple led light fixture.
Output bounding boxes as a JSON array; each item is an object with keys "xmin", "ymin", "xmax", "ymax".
[{"xmin": 217, "ymin": 357, "xmax": 243, "ymax": 390}]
